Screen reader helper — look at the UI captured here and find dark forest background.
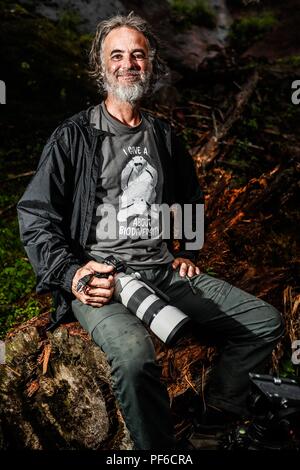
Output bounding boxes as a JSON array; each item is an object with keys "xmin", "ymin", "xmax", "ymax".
[{"xmin": 0, "ymin": 0, "xmax": 299, "ymax": 381}]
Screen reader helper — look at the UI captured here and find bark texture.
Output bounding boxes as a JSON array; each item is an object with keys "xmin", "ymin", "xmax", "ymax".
[
  {"xmin": 0, "ymin": 315, "xmax": 133, "ymax": 450},
  {"xmin": 0, "ymin": 313, "xmax": 211, "ymax": 449}
]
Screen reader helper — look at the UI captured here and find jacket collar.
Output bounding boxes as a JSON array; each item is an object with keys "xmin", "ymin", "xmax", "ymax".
[{"xmin": 74, "ymin": 104, "xmax": 113, "ymax": 138}]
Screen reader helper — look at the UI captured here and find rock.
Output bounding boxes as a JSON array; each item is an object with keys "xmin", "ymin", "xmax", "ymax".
[
  {"xmin": 134, "ymin": 0, "xmax": 232, "ymax": 71},
  {"xmin": 20, "ymin": 0, "xmax": 127, "ymax": 33},
  {"xmin": 19, "ymin": 0, "xmax": 232, "ymax": 73}
]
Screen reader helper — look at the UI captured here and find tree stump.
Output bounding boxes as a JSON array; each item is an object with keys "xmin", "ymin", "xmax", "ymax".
[{"xmin": 0, "ymin": 313, "xmax": 214, "ymax": 449}]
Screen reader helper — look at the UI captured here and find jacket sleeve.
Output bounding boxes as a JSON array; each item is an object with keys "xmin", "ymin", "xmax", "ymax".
[
  {"xmin": 17, "ymin": 127, "xmax": 82, "ymax": 294},
  {"xmin": 171, "ymin": 131, "xmax": 204, "ymax": 262}
]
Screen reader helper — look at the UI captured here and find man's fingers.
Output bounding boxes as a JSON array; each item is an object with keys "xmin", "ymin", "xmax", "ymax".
[
  {"xmin": 85, "ymin": 287, "xmax": 114, "ymax": 298},
  {"xmin": 73, "ymin": 266, "xmax": 115, "ymax": 295},
  {"xmin": 172, "ymin": 259, "xmax": 180, "ymax": 269},
  {"xmin": 88, "ymin": 276, "xmax": 114, "ymax": 289},
  {"xmin": 86, "ymin": 261, "xmax": 114, "ymax": 273},
  {"xmin": 187, "ymin": 265, "xmax": 194, "ymax": 277},
  {"xmin": 172, "ymin": 259, "xmax": 201, "ymax": 278},
  {"xmin": 81, "ymin": 293, "xmax": 111, "ymax": 305},
  {"xmin": 85, "ymin": 296, "xmax": 108, "ymax": 305},
  {"xmin": 179, "ymin": 262, "xmax": 187, "ymax": 277}
]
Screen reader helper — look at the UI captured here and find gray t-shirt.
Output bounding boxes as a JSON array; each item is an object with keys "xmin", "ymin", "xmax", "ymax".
[{"xmin": 85, "ymin": 103, "xmax": 174, "ymax": 269}]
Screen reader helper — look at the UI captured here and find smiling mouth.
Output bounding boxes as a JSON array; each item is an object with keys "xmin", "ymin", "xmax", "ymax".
[{"xmin": 118, "ymin": 74, "xmax": 139, "ymax": 79}]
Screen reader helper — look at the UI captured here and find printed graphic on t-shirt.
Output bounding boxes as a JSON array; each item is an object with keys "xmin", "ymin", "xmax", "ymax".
[
  {"xmin": 117, "ymin": 145, "xmax": 160, "ymax": 239},
  {"xmin": 94, "ymin": 143, "xmax": 161, "ymax": 241}
]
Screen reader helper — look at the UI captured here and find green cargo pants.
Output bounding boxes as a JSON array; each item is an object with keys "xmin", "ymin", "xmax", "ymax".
[{"xmin": 71, "ymin": 263, "xmax": 284, "ymax": 450}]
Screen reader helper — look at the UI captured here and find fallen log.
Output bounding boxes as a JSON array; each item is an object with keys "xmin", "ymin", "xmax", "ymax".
[
  {"xmin": 0, "ymin": 316, "xmax": 133, "ymax": 450},
  {"xmin": 0, "ymin": 313, "xmax": 212, "ymax": 449}
]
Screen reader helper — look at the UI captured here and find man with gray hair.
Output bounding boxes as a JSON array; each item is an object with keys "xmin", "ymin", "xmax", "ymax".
[{"xmin": 17, "ymin": 12, "xmax": 284, "ymax": 450}]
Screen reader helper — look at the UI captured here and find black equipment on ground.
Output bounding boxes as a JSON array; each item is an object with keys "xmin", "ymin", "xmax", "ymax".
[{"xmin": 221, "ymin": 373, "xmax": 300, "ymax": 450}]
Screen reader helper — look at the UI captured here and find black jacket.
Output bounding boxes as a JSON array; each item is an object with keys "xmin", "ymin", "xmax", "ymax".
[{"xmin": 17, "ymin": 105, "xmax": 203, "ymax": 329}]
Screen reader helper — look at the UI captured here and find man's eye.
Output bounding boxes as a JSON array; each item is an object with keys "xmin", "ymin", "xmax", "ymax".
[
  {"xmin": 133, "ymin": 54, "xmax": 146, "ymax": 61},
  {"xmin": 111, "ymin": 55, "xmax": 122, "ymax": 61}
]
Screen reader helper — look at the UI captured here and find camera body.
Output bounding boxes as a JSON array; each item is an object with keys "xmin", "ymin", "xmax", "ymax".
[{"xmin": 221, "ymin": 373, "xmax": 300, "ymax": 450}]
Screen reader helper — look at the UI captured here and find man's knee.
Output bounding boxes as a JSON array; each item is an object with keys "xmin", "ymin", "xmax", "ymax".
[
  {"xmin": 261, "ymin": 304, "xmax": 284, "ymax": 343},
  {"xmin": 91, "ymin": 320, "xmax": 160, "ymax": 381}
]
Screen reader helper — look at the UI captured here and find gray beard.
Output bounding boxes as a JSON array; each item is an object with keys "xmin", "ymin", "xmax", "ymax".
[{"xmin": 103, "ymin": 71, "xmax": 151, "ymax": 104}]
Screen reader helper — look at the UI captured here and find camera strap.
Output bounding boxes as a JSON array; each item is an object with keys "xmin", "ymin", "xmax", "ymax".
[{"xmin": 124, "ymin": 265, "xmax": 171, "ymax": 303}]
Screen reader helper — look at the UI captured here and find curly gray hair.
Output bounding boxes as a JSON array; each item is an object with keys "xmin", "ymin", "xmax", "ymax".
[{"xmin": 89, "ymin": 11, "xmax": 168, "ymax": 94}]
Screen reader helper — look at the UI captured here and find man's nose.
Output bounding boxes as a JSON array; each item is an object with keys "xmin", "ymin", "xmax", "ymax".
[{"xmin": 122, "ymin": 54, "xmax": 139, "ymax": 69}]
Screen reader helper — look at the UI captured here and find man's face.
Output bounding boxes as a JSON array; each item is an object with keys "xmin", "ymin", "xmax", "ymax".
[{"xmin": 101, "ymin": 26, "xmax": 153, "ymax": 103}]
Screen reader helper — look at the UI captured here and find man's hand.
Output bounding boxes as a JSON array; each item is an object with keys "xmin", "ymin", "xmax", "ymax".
[
  {"xmin": 72, "ymin": 261, "xmax": 115, "ymax": 307},
  {"xmin": 172, "ymin": 257, "xmax": 200, "ymax": 278}
]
